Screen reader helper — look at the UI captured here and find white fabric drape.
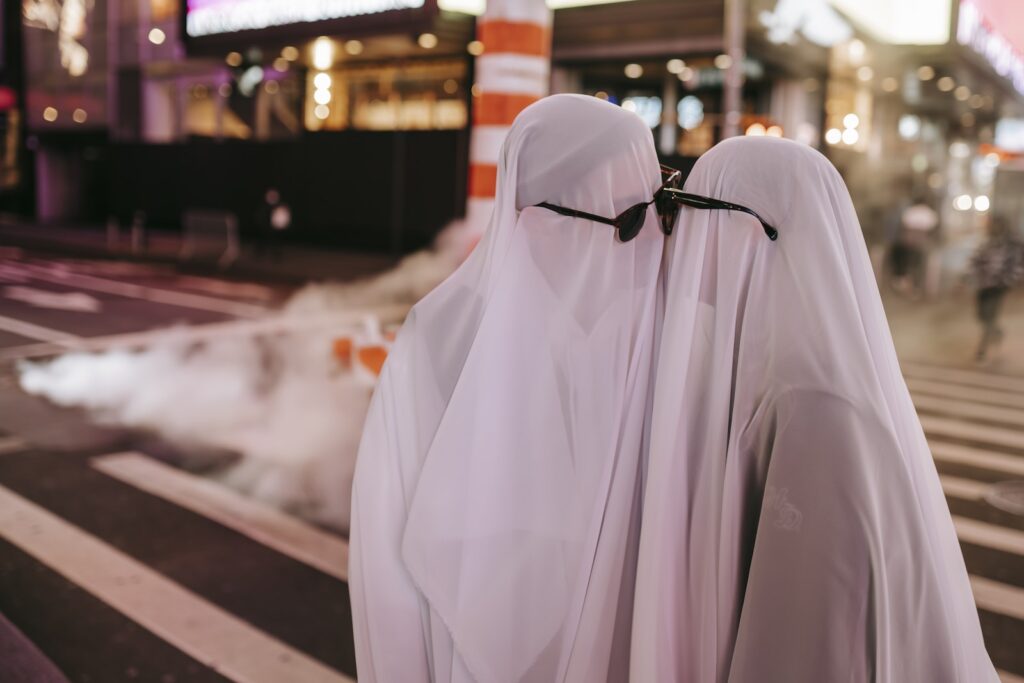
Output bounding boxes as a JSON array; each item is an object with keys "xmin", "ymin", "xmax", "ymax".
[
  {"xmin": 631, "ymin": 136, "xmax": 997, "ymax": 682},
  {"xmin": 350, "ymin": 94, "xmax": 664, "ymax": 682}
]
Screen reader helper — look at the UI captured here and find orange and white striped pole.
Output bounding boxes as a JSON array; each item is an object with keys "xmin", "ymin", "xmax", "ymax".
[{"xmin": 465, "ymin": 0, "xmax": 552, "ymax": 238}]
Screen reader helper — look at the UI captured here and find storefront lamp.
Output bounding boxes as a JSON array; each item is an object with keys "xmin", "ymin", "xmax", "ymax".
[
  {"xmin": 313, "ymin": 37, "xmax": 334, "ymax": 70},
  {"xmin": 667, "ymin": 59, "xmax": 685, "ymax": 74},
  {"xmin": 314, "ymin": 72, "xmax": 332, "ymax": 89},
  {"xmin": 226, "ymin": 52, "xmax": 243, "ymax": 67},
  {"xmin": 282, "ymin": 46, "xmax": 299, "ymax": 61},
  {"xmin": 467, "ymin": 41, "xmax": 485, "ymax": 56},
  {"xmin": 954, "ymin": 86, "xmax": 970, "ymax": 101},
  {"xmin": 825, "ymin": 128, "xmax": 842, "ymax": 145},
  {"xmin": 856, "ymin": 66, "xmax": 873, "ymax": 82},
  {"xmin": 847, "ymin": 39, "xmax": 866, "ymax": 62},
  {"xmin": 937, "ymin": 76, "xmax": 955, "ymax": 92},
  {"xmin": 72, "ymin": 108, "xmax": 87, "ymax": 123},
  {"xmin": 954, "ymin": 194, "xmax": 973, "ymax": 211},
  {"xmin": 898, "ymin": 115, "xmax": 921, "ymax": 139},
  {"xmin": 841, "ymin": 128, "xmax": 859, "ymax": 145},
  {"xmin": 625, "ymin": 63, "xmax": 643, "ymax": 79},
  {"xmin": 345, "ymin": 40, "xmax": 364, "ymax": 55},
  {"xmin": 148, "ymin": 28, "xmax": 166, "ymax": 45},
  {"xmin": 43, "ymin": 107, "xmax": 58, "ymax": 122},
  {"xmin": 843, "ymin": 113, "xmax": 859, "ymax": 129},
  {"xmin": 974, "ymin": 195, "xmax": 990, "ymax": 212},
  {"xmin": 917, "ymin": 65, "xmax": 935, "ymax": 80},
  {"xmin": 418, "ymin": 33, "xmax": 438, "ymax": 49}
]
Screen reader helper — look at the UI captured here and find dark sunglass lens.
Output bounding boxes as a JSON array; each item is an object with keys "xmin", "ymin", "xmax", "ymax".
[
  {"xmin": 616, "ymin": 204, "xmax": 647, "ymax": 242},
  {"xmin": 656, "ymin": 193, "xmax": 679, "ymax": 236}
]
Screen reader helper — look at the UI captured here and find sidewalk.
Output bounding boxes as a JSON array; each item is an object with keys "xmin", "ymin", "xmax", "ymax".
[
  {"xmin": 0, "ymin": 219, "xmax": 400, "ymax": 285},
  {"xmin": 885, "ymin": 288, "xmax": 1024, "ymax": 375}
]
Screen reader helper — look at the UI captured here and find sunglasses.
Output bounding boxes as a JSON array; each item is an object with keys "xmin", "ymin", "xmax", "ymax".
[
  {"xmin": 662, "ymin": 188, "xmax": 778, "ymax": 241},
  {"xmin": 535, "ymin": 166, "xmax": 683, "ymax": 242},
  {"xmin": 535, "ymin": 164, "xmax": 778, "ymax": 242}
]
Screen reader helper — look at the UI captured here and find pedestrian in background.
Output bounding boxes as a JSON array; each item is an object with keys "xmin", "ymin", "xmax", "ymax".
[
  {"xmin": 971, "ymin": 215, "xmax": 1024, "ymax": 363},
  {"xmin": 894, "ymin": 192, "xmax": 939, "ymax": 297},
  {"xmin": 255, "ymin": 187, "xmax": 291, "ymax": 261}
]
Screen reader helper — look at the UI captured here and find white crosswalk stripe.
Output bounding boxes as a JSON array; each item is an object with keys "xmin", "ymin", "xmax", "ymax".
[
  {"xmin": 972, "ymin": 575, "xmax": 1024, "ymax": 622},
  {"xmin": 92, "ymin": 452, "xmax": 348, "ymax": 581},
  {"xmin": 954, "ymin": 516, "xmax": 1024, "ymax": 556},
  {"xmin": 941, "ymin": 474, "xmax": 993, "ymax": 501},
  {"xmin": 0, "ymin": 484, "xmax": 355, "ymax": 683},
  {"xmin": 903, "ymin": 361, "xmax": 1024, "ymax": 394},
  {"xmin": 920, "ymin": 414, "xmax": 1024, "ymax": 453},
  {"xmin": 0, "ymin": 436, "xmax": 25, "ymax": 455},
  {"xmin": 1000, "ymin": 669, "xmax": 1024, "ymax": 683},
  {"xmin": 930, "ymin": 440, "xmax": 1024, "ymax": 478},
  {"xmin": 915, "ymin": 393, "xmax": 1024, "ymax": 429},
  {"xmin": 909, "ymin": 376, "xmax": 1024, "ymax": 409}
]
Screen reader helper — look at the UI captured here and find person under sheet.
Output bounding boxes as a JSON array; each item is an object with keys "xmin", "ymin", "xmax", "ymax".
[
  {"xmin": 349, "ymin": 94, "xmax": 665, "ymax": 682},
  {"xmin": 631, "ymin": 136, "xmax": 997, "ymax": 682}
]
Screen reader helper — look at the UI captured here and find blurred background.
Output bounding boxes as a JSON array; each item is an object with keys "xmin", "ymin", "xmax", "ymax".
[{"xmin": 0, "ymin": 1, "xmax": 1023, "ymax": 682}]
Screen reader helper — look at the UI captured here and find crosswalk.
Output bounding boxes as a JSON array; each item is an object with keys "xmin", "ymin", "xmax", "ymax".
[
  {"xmin": 906, "ymin": 360, "xmax": 1024, "ymax": 681},
  {"xmin": 0, "ymin": 360, "xmax": 1023, "ymax": 681}
]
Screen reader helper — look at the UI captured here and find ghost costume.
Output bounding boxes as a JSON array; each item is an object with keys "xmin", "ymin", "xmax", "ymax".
[
  {"xmin": 631, "ymin": 137, "xmax": 997, "ymax": 682},
  {"xmin": 349, "ymin": 94, "xmax": 664, "ymax": 682}
]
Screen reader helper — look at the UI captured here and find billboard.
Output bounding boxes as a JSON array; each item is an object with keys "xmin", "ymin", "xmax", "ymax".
[
  {"xmin": 828, "ymin": 0, "xmax": 951, "ymax": 46},
  {"xmin": 958, "ymin": 0, "xmax": 1024, "ymax": 95},
  {"xmin": 185, "ymin": 0, "xmax": 429, "ymax": 38}
]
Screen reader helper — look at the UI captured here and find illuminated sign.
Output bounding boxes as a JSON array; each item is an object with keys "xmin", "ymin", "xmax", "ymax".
[
  {"xmin": 958, "ymin": 0, "xmax": 1024, "ymax": 95},
  {"xmin": 185, "ymin": 0, "xmax": 426, "ymax": 37},
  {"xmin": 437, "ymin": 0, "xmax": 637, "ymax": 15},
  {"xmin": 995, "ymin": 119, "xmax": 1024, "ymax": 153},
  {"xmin": 758, "ymin": 0, "xmax": 851, "ymax": 47},
  {"xmin": 828, "ymin": 0, "xmax": 951, "ymax": 45}
]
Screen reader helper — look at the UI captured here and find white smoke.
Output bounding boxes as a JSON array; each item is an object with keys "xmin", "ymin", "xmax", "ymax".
[{"xmin": 17, "ymin": 224, "xmax": 474, "ymax": 533}]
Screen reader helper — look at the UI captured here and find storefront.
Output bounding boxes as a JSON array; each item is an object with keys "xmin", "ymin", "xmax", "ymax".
[
  {"xmin": 548, "ymin": 0, "xmax": 829, "ymax": 161},
  {"xmin": 20, "ymin": 0, "xmax": 480, "ymax": 250},
  {"xmin": 811, "ymin": 0, "xmax": 1024, "ymax": 288},
  {"xmin": 156, "ymin": 0, "xmax": 476, "ymax": 140},
  {"xmin": 0, "ymin": 0, "xmax": 28, "ymax": 213}
]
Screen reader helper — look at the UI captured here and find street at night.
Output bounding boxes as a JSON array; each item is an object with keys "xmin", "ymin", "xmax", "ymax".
[
  {"xmin": 0, "ymin": 248, "xmax": 1019, "ymax": 680},
  {"xmin": 3, "ymin": 0, "xmax": 1024, "ymax": 679}
]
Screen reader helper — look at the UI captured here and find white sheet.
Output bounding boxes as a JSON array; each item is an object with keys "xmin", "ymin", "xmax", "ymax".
[
  {"xmin": 350, "ymin": 93, "xmax": 664, "ymax": 682},
  {"xmin": 632, "ymin": 136, "xmax": 997, "ymax": 682}
]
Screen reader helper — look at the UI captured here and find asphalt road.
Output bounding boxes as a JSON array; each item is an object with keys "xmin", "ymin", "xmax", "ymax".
[{"xmin": 0, "ymin": 249, "xmax": 1022, "ymax": 682}]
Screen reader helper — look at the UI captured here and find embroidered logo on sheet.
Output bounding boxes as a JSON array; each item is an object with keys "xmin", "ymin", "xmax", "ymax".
[{"xmin": 764, "ymin": 486, "xmax": 803, "ymax": 532}]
